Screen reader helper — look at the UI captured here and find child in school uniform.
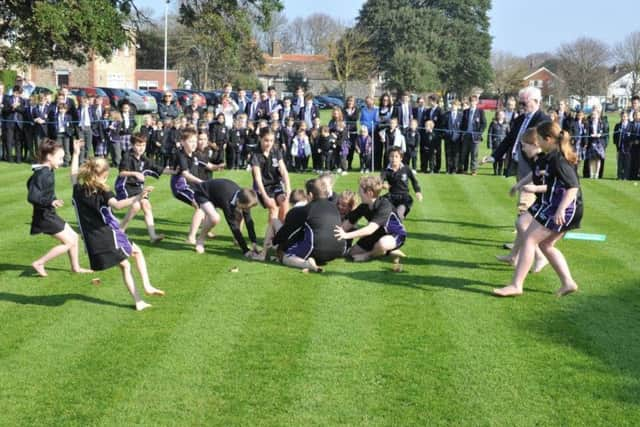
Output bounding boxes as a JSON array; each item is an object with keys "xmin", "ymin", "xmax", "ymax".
[
  {"xmin": 282, "ymin": 116, "xmax": 296, "ymax": 169},
  {"xmin": 192, "ymin": 178, "xmax": 260, "ymax": 256},
  {"xmin": 381, "ymin": 147, "xmax": 423, "ymax": 220},
  {"xmin": 50, "ymin": 103, "xmax": 74, "ymax": 167},
  {"xmin": 291, "ymin": 126, "xmax": 311, "ymax": 172},
  {"xmin": 70, "ymin": 141, "xmax": 164, "ymax": 311},
  {"xmin": 194, "ymin": 131, "xmax": 224, "ymax": 180},
  {"xmin": 334, "ymin": 120, "xmax": 351, "ymax": 175},
  {"xmin": 28, "ymin": 139, "xmax": 92, "ymax": 277},
  {"xmin": 318, "ymin": 126, "xmax": 337, "ymax": 172},
  {"xmin": 159, "ymin": 118, "xmax": 178, "ymax": 167},
  {"xmin": 140, "ymin": 115, "xmax": 161, "ymax": 162},
  {"xmin": 107, "ymin": 110, "xmax": 124, "ymax": 167},
  {"xmin": 334, "ymin": 175, "xmax": 407, "ymax": 264},
  {"xmin": 115, "ymin": 134, "xmax": 168, "ymax": 243},
  {"xmin": 210, "ymin": 113, "xmax": 228, "ymax": 158},
  {"xmin": 170, "ymin": 129, "xmax": 207, "ymax": 245},
  {"xmin": 94, "ymin": 105, "xmax": 111, "ymax": 159},
  {"xmin": 251, "ymin": 129, "xmax": 291, "ymax": 234},
  {"xmin": 404, "ymin": 118, "xmax": 420, "ymax": 173},
  {"xmin": 494, "ymin": 122, "xmax": 582, "ymax": 298},
  {"xmin": 488, "ymin": 111, "xmax": 509, "ymax": 176},
  {"xmin": 356, "ymin": 126, "xmax": 373, "ymax": 173},
  {"xmin": 421, "ymin": 120, "xmax": 436, "ymax": 173}
]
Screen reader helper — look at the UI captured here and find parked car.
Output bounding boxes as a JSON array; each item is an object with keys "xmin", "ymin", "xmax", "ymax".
[
  {"xmin": 69, "ymin": 87, "xmax": 111, "ymax": 106},
  {"xmin": 200, "ymin": 91, "xmax": 220, "ymax": 107},
  {"xmin": 478, "ymin": 97, "xmax": 498, "ymax": 111},
  {"xmin": 313, "ymin": 98, "xmax": 328, "ymax": 109},
  {"xmin": 316, "ymin": 95, "xmax": 344, "ymax": 109},
  {"xmin": 31, "ymin": 86, "xmax": 54, "ymax": 96},
  {"xmin": 97, "ymin": 87, "xmax": 127, "ymax": 110},
  {"xmin": 120, "ymin": 88, "xmax": 157, "ymax": 114}
]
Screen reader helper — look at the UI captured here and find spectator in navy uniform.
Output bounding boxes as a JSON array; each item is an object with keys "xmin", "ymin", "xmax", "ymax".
[{"xmin": 460, "ymin": 95, "xmax": 486, "ymax": 175}]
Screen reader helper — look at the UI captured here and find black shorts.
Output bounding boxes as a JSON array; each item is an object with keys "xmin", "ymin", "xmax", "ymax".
[
  {"xmin": 30, "ymin": 207, "xmax": 66, "ymax": 236},
  {"xmin": 385, "ymin": 193, "xmax": 413, "ymax": 215},
  {"xmin": 255, "ymin": 182, "xmax": 285, "ymax": 208}
]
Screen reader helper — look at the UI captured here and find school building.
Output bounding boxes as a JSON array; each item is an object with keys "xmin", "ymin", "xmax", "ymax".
[{"xmin": 258, "ymin": 41, "xmax": 381, "ymax": 98}]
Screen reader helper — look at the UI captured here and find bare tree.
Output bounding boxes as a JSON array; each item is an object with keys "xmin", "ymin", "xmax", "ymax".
[
  {"xmin": 328, "ymin": 29, "xmax": 376, "ymax": 98},
  {"xmin": 285, "ymin": 17, "xmax": 307, "ymax": 53},
  {"xmin": 254, "ymin": 11, "xmax": 289, "ymax": 53},
  {"xmin": 305, "ymin": 13, "xmax": 345, "ymax": 55},
  {"xmin": 557, "ymin": 37, "xmax": 610, "ymax": 104},
  {"xmin": 490, "ymin": 51, "xmax": 529, "ymax": 100},
  {"xmin": 614, "ymin": 31, "xmax": 640, "ymax": 97}
]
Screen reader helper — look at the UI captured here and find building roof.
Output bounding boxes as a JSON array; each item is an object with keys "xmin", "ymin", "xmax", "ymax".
[{"xmin": 522, "ymin": 66, "xmax": 563, "ymax": 82}]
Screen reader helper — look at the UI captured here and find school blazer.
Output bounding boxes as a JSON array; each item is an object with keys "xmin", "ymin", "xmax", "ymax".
[
  {"xmin": 393, "ymin": 103, "xmax": 414, "ymax": 127},
  {"xmin": 31, "ymin": 104, "xmax": 51, "ymax": 137},
  {"xmin": 48, "ymin": 113, "xmax": 75, "ymax": 138},
  {"xmin": 298, "ymin": 105, "xmax": 319, "ymax": 122},
  {"xmin": 461, "ymin": 108, "xmax": 487, "ymax": 142},
  {"xmin": 1, "ymin": 95, "xmax": 27, "ymax": 128}
]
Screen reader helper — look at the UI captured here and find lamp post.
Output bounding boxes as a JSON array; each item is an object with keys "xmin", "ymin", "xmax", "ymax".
[{"xmin": 163, "ymin": 0, "xmax": 170, "ymax": 90}]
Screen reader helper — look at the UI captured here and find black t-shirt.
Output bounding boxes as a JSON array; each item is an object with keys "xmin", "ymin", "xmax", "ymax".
[
  {"xmin": 543, "ymin": 150, "xmax": 582, "ymax": 207},
  {"xmin": 27, "ymin": 166, "xmax": 56, "ymax": 208},
  {"xmin": 197, "ymin": 179, "xmax": 257, "ymax": 253},
  {"xmin": 381, "ymin": 165, "xmax": 421, "ymax": 196},
  {"xmin": 174, "ymin": 150, "xmax": 200, "ymax": 177},
  {"xmin": 119, "ymin": 151, "xmax": 163, "ymax": 185},
  {"xmin": 346, "ymin": 197, "xmax": 395, "ymax": 228},
  {"xmin": 72, "ymin": 184, "xmax": 118, "ymax": 255},
  {"xmin": 251, "ymin": 148, "xmax": 283, "ymax": 188}
]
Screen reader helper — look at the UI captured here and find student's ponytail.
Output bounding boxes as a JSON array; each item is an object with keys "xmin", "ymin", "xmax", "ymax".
[
  {"xmin": 558, "ymin": 129, "xmax": 578, "ymax": 165},
  {"xmin": 37, "ymin": 138, "xmax": 63, "ymax": 163},
  {"xmin": 536, "ymin": 121, "xmax": 578, "ymax": 165}
]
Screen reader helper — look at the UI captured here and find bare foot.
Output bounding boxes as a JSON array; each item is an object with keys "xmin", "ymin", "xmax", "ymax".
[
  {"xmin": 72, "ymin": 267, "xmax": 94, "ymax": 274},
  {"xmin": 144, "ymin": 286, "xmax": 165, "ymax": 297},
  {"xmin": 531, "ymin": 258, "xmax": 549, "ymax": 273},
  {"xmin": 495, "ymin": 254, "xmax": 515, "ymax": 265},
  {"xmin": 389, "ymin": 249, "xmax": 407, "ymax": 259},
  {"xmin": 207, "ymin": 231, "xmax": 216, "ymax": 239},
  {"xmin": 32, "ymin": 261, "xmax": 48, "ymax": 277},
  {"xmin": 493, "ymin": 285, "xmax": 523, "ymax": 297},
  {"xmin": 556, "ymin": 282, "xmax": 578, "ymax": 297},
  {"xmin": 306, "ymin": 257, "xmax": 323, "ymax": 272},
  {"xmin": 150, "ymin": 234, "xmax": 165, "ymax": 244},
  {"xmin": 135, "ymin": 301, "xmax": 152, "ymax": 311},
  {"xmin": 185, "ymin": 237, "xmax": 196, "ymax": 245},
  {"xmin": 195, "ymin": 244, "xmax": 205, "ymax": 254}
]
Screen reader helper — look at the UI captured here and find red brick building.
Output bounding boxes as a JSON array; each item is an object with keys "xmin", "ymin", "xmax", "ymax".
[{"xmin": 522, "ymin": 66, "xmax": 564, "ymax": 104}]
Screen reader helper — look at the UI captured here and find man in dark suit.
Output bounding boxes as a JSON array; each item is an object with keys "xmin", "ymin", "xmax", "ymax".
[
  {"xmin": 460, "ymin": 95, "xmax": 486, "ymax": 174},
  {"xmin": 298, "ymin": 94, "xmax": 319, "ymax": 128},
  {"xmin": 58, "ymin": 86, "xmax": 78, "ymax": 123},
  {"xmin": 262, "ymin": 86, "xmax": 282, "ymax": 117},
  {"xmin": 1, "ymin": 86, "xmax": 27, "ymax": 163},
  {"xmin": 246, "ymin": 90, "xmax": 262, "ymax": 123},
  {"xmin": 236, "ymin": 88, "xmax": 249, "ymax": 118},
  {"xmin": 425, "ymin": 95, "xmax": 443, "ymax": 173},
  {"xmin": 393, "ymin": 91, "xmax": 413, "ymax": 133},
  {"xmin": 443, "ymin": 100, "xmax": 463, "ymax": 174},
  {"xmin": 484, "ymin": 86, "xmax": 549, "ymax": 209},
  {"xmin": 31, "ymin": 93, "xmax": 51, "ymax": 151}
]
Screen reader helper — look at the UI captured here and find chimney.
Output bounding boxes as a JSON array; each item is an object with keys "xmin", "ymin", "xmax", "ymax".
[{"xmin": 272, "ymin": 40, "xmax": 281, "ymax": 58}]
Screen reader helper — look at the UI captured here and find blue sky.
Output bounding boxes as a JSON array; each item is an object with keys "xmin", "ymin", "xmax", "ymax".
[{"xmin": 136, "ymin": 0, "xmax": 639, "ymax": 56}]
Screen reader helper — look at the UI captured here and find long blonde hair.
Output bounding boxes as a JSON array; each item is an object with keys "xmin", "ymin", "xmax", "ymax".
[{"xmin": 78, "ymin": 158, "xmax": 110, "ymax": 193}]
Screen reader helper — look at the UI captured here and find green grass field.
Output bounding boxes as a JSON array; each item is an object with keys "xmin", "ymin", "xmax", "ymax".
[{"xmin": 1, "ymin": 149, "xmax": 639, "ymax": 425}]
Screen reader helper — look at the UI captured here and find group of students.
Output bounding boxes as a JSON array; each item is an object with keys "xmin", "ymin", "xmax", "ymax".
[{"xmin": 26, "ymin": 121, "xmax": 423, "ymax": 310}]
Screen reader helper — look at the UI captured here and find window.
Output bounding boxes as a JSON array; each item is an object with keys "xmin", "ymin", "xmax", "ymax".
[{"xmin": 56, "ymin": 70, "xmax": 69, "ymax": 87}]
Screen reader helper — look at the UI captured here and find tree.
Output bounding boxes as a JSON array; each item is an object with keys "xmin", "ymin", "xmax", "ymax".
[
  {"xmin": 175, "ymin": 0, "xmax": 283, "ymax": 89},
  {"xmin": 356, "ymin": 0, "xmax": 492, "ymax": 96},
  {"xmin": 0, "ymin": 0, "xmax": 141, "ymax": 67},
  {"xmin": 328, "ymin": 29, "xmax": 376, "ymax": 98},
  {"xmin": 490, "ymin": 51, "xmax": 529, "ymax": 100},
  {"xmin": 614, "ymin": 32, "xmax": 640, "ymax": 97},
  {"xmin": 305, "ymin": 13, "xmax": 345, "ymax": 55},
  {"xmin": 253, "ymin": 11, "xmax": 289, "ymax": 53},
  {"xmin": 383, "ymin": 49, "xmax": 439, "ymax": 94},
  {"xmin": 557, "ymin": 37, "xmax": 610, "ymax": 104},
  {"xmin": 136, "ymin": 17, "xmax": 180, "ymax": 70}
]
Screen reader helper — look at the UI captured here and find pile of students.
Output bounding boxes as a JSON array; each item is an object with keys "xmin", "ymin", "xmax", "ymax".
[{"xmin": 26, "ymin": 125, "xmax": 423, "ymax": 311}]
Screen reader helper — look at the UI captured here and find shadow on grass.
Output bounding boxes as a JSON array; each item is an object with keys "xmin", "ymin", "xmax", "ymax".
[
  {"xmin": 0, "ymin": 263, "xmax": 66, "ymax": 277},
  {"xmin": 400, "ymin": 257, "xmax": 509, "ymax": 271},
  {"xmin": 323, "ymin": 269, "xmax": 496, "ymax": 296},
  {"xmin": 526, "ymin": 287, "xmax": 640, "ymax": 404},
  {"xmin": 409, "ymin": 231, "xmax": 505, "ymax": 248},
  {"xmin": 405, "ymin": 217, "xmax": 513, "ymax": 230},
  {"xmin": 0, "ymin": 292, "xmax": 132, "ymax": 309}
]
